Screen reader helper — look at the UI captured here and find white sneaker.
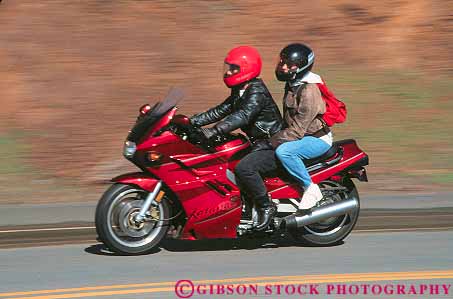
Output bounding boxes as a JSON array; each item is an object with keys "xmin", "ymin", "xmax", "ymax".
[{"xmin": 298, "ymin": 183, "xmax": 323, "ymax": 210}]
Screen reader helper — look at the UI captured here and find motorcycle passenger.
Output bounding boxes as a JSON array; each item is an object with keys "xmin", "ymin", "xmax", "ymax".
[
  {"xmin": 190, "ymin": 45, "xmax": 283, "ymax": 231},
  {"xmin": 271, "ymin": 43, "xmax": 333, "ymax": 213}
]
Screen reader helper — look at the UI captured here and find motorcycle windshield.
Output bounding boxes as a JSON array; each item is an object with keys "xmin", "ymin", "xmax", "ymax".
[{"xmin": 127, "ymin": 87, "xmax": 184, "ymax": 143}]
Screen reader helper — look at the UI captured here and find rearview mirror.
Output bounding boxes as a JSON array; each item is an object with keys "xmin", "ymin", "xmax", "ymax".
[{"xmin": 172, "ymin": 114, "xmax": 190, "ymax": 126}]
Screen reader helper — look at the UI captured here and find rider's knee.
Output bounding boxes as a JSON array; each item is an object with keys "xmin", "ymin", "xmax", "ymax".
[
  {"xmin": 275, "ymin": 143, "xmax": 292, "ymax": 159},
  {"xmin": 234, "ymin": 160, "xmax": 252, "ymax": 177}
]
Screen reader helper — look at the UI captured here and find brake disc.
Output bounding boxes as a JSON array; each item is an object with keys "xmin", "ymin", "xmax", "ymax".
[{"xmin": 118, "ymin": 201, "xmax": 157, "ymax": 238}]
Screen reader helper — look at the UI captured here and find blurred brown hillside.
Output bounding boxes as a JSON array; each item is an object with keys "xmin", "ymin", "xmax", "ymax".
[{"xmin": 0, "ymin": 0, "xmax": 452, "ymax": 203}]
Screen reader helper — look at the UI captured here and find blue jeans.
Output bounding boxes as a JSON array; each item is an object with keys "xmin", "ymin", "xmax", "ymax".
[{"xmin": 275, "ymin": 137, "xmax": 331, "ymax": 188}]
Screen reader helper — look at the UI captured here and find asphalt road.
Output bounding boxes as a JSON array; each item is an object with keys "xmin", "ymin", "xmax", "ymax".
[
  {"xmin": 1, "ymin": 208, "xmax": 453, "ymax": 249},
  {"xmin": 0, "ymin": 230, "xmax": 452, "ymax": 299},
  {"xmin": 1, "ymin": 193, "xmax": 452, "ymax": 298},
  {"xmin": 2, "ymin": 192, "xmax": 453, "ymax": 227},
  {"xmin": 1, "ymin": 192, "xmax": 453, "ymax": 249}
]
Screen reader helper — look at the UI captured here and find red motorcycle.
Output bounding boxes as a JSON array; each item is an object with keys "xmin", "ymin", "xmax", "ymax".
[{"xmin": 95, "ymin": 88, "xmax": 369, "ymax": 254}]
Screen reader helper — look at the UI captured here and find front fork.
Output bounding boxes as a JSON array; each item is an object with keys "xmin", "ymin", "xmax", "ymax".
[{"xmin": 134, "ymin": 180, "xmax": 163, "ymax": 223}]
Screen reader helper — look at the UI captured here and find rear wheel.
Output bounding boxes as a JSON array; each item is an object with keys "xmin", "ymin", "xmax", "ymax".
[
  {"xmin": 289, "ymin": 179, "xmax": 360, "ymax": 246},
  {"xmin": 95, "ymin": 183, "xmax": 170, "ymax": 255}
]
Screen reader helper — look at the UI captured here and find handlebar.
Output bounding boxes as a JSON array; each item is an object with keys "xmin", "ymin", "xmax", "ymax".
[{"xmin": 169, "ymin": 115, "xmax": 235, "ymax": 149}]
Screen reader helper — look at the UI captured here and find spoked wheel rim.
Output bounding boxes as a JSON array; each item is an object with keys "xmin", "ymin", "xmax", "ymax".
[
  {"xmin": 303, "ymin": 181, "xmax": 354, "ymax": 237},
  {"xmin": 106, "ymin": 188, "xmax": 166, "ymax": 248}
]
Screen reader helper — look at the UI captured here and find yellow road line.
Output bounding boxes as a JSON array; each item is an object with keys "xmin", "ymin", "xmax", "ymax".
[{"xmin": 2, "ymin": 270, "xmax": 452, "ymax": 299}]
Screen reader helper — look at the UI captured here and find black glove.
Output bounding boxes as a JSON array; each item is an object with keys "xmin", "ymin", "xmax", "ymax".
[
  {"xmin": 200, "ymin": 127, "xmax": 220, "ymax": 140},
  {"xmin": 188, "ymin": 117, "xmax": 196, "ymax": 126}
]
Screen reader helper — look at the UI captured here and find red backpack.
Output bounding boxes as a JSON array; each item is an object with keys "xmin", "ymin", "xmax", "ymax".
[{"xmin": 316, "ymin": 80, "xmax": 347, "ymax": 127}]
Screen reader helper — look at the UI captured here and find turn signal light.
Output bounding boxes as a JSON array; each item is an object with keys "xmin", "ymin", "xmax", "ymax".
[
  {"xmin": 139, "ymin": 104, "xmax": 152, "ymax": 115},
  {"xmin": 146, "ymin": 151, "xmax": 163, "ymax": 163}
]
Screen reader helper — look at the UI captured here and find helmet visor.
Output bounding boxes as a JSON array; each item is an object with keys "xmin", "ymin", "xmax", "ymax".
[
  {"xmin": 276, "ymin": 58, "xmax": 299, "ymax": 74},
  {"xmin": 223, "ymin": 62, "xmax": 240, "ymax": 78},
  {"xmin": 275, "ymin": 58, "xmax": 298, "ymax": 81}
]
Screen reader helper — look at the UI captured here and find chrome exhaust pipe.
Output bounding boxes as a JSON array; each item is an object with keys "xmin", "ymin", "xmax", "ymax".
[{"xmin": 283, "ymin": 198, "xmax": 359, "ymax": 230}]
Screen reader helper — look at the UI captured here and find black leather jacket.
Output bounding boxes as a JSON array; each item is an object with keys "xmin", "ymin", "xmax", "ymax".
[{"xmin": 190, "ymin": 78, "xmax": 283, "ymax": 143}]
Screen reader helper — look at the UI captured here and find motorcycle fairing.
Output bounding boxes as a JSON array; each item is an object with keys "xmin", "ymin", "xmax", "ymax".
[
  {"xmin": 112, "ymin": 172, "xmax": 160, "ymax": 192},
  {"xmin": 127, "ymin": 131, "xmax": 250, "ymax": 240}
]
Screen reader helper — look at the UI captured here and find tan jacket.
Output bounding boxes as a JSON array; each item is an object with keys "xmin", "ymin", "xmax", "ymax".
[{"xmin": 270, "ymin": 82, "xmax": 326, "ymax": 148}]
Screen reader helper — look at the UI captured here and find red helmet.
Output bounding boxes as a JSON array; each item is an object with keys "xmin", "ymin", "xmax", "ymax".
[{"xmin": 223, "ymin": 46, "xmax": 262, "ymax": 88}]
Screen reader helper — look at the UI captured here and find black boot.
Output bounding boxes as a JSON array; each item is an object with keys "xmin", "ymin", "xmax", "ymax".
[{"xmin": 254, "ymin": 195, "xmax": 277, "ymax": 231}]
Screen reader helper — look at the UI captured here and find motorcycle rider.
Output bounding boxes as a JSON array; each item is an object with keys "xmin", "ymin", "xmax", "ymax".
[
  {"xmin": 271, "ymin": 43, "xmax": 333, "ymax": 213},
  {"xmin": 189, "ymin": 45, "xmax": 283, "ymax": 230}
]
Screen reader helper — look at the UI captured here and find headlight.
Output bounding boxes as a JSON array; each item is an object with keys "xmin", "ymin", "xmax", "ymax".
[{"xmin": 123, "ymin": 140, "xmax": 137, "ymax": 158}]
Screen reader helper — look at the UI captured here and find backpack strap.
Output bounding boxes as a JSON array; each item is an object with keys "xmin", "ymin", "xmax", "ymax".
[{"xmin": 316, "ymin": 114, "xmax": 330, "ymax": 129}]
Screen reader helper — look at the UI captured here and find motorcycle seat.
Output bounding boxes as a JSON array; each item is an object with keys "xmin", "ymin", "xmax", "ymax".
[{"xmin": 303, "ymin": 143, "xmax": 339, "ymax": 167}]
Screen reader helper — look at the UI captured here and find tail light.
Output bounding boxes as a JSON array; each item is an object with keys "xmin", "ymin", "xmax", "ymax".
[{"xmin": 348, "ymin": 168, "xmax": 368, "ymax": 182}]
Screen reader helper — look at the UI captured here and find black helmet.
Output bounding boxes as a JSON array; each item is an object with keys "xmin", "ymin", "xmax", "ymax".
[{"xmin": 275, "ymin": 43, "xmax": 315, "ymax": 82}]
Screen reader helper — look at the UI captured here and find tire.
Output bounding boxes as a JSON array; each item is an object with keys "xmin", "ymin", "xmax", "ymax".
[
  {"xmin": 95, "ymin": 183, "xmax": 170, "ymax": 255},
  {"xmin": 289, "ymin": 179, "xmax": 360, "ymax": 246}
]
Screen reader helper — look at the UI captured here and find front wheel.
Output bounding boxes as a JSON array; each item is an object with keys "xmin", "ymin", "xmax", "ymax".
[
  {"xmin": 289, "ymin": 179, "xmax": 360, "ymax": 246},
  {"xmin": 95, "ymin": 183, "xmax": 170, "ymax": 255}
]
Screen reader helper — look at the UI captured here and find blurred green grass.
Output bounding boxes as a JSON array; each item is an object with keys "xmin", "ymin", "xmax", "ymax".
[
  {"xmin": 428, "ymin": 173, "xmax": 453, "ymax": 184},
  {"xmin": 0, "ymin": 131, "xmax": 102, "ymax": 203},
  {"xmin": 318, "ymin": 66, "xmax": 453, "ymax": 185},
  {"xmin": 0, "ymin": 130, "xmax": 31, "ymax": 175}
]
